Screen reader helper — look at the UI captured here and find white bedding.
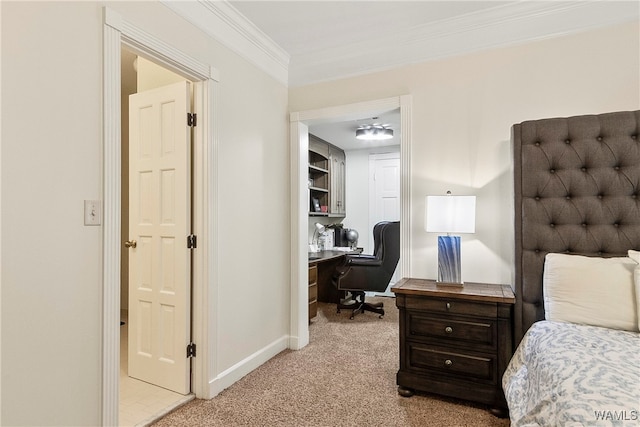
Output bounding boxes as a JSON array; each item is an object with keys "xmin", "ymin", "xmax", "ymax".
[{"xmin": 503, "ymin": 320, "xmax": 640, "ymax": 427}]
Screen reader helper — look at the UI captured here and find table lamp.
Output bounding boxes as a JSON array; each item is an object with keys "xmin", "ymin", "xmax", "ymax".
[
  {"xmin": 310, "ymin": 222, "xmax": 326, "ymax": 252},
  {"xmin": 425, "ymin": 192, "xmax": 476, "ymax": 286}
]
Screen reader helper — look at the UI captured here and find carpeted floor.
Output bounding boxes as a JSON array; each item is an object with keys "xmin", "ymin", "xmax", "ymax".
[{"xmin": 151, "ymin": 297, "xmax": 511, "ymax": 427}]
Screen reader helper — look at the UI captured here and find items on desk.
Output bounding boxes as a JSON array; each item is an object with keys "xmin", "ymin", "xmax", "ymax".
[
  {"xmin": 333, "ymin": 225, "xmax": 359, "ymax": 249},
  {"xmin": 310, "ymin": 222, "xmax": 326, "ymax": 252},
  {"xmin": 310, "ymin": 222, "xmax": 359, "ymax": 251},
  {"xmin": 319, "ymin": 229, "xmax": 333, "ymax": 250}
]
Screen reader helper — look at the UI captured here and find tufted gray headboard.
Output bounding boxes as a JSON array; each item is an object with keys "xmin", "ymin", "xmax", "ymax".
[{"xmin": 513, "ymin": 110, "xmax": 640, "ymax": 345}]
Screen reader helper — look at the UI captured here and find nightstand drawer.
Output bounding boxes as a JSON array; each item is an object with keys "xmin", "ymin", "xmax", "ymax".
[
  {"xmin": 405, "ymin": 295, "xmax": 496, "ymax": 318},
  {"xmin": 409, "ymin": 314, "xmax": 495, "ymax": 347},
  {"xmin": 408, "ymin": 343, "xmax": 496, "ymax": 382}
]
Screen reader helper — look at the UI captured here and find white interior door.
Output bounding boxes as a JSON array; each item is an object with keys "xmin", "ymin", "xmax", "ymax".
[
  {"xmin": 369, "ymin": 152, "xmax": 400, "ymax": 294},
  {"xmin": 128, "ymin": 81, "xmax": 192, "ymax": 394}
]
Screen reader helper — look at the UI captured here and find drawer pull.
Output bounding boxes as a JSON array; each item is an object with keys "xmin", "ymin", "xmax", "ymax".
[
  {"xmin": 446, "ymin": 302, "xmax": 452, "ymax": 310},
  {"xmin": 444, "ymin": 359, "xmax": 453, "ymax": 367},
  {"xmin": 445, "ymin": 326, "xmax": 453, "ymax": 334}
]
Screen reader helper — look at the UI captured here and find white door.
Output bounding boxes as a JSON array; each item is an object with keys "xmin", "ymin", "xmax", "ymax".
[
  {"xmin": 369, "ymin": 152, "xmax": 400, "ymax": 294},
  {"xmin": 128, "ymin": 81, "xmax": 192, "ymax": 394}
]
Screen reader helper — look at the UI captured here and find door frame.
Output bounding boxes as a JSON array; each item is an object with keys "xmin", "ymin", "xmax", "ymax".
[
  {"xmin": 289, "ymin": 96, "xmax": 412, "ymax": 349},
  {"xmin": 103, "ymin": 7, "xmax": 219, "ymax": 425}
]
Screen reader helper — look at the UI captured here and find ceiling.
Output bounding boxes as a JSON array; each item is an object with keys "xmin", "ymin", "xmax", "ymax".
[
  {"xmin": 223, "ymin": 0, "xmax": 637, "ymax": 150},
  {"xmin": 228, "ymin": 1, "xmax": 638, "ymax": 87},
  {"xmin": 162, "ymin": 1, "xmax": 638, "ymax": 150},
  {"xmin": 309, "ymin": 108, "xmax": 401, "ymax": 151},
  {"xmin": 229, "ymin": 1, "xmax": 509, "ymax": 57}
]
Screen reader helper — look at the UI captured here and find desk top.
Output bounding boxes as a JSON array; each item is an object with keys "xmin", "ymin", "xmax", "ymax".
[
  {"xmin": 308, "ymin": 249, "xmax": 362, "ymax": 265},
  {"xmin": 391, "ymin": 277, "xmax": 515, "ymax": 304}
]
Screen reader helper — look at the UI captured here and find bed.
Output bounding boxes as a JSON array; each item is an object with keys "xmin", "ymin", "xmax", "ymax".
[{"xmin": 504, "ymin": 110, "xmax": 640, "ymax": 426}]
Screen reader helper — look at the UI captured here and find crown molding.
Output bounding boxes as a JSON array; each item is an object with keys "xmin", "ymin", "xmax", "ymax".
[
  {"xmin": 160, "ymin": 0, "xmax": 289, "ymax": 86},
  {"xmin": 162, "ymin": 1, "xmax": 637, "ymax": 88},
  {"xmin": 289, "ymin": 1, "xmax": 638, "ymax": 86}
]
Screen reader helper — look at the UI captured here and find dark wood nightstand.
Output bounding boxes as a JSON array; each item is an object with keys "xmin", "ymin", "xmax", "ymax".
[{"xmin": 391, "ymin": 278, "xmax": 515, "ymax": 417}]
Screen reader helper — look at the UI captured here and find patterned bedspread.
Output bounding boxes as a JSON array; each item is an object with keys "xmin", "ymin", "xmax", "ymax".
[{"xmin": 503, "ymin": 320, "xmax": 640, "ymax": 427}]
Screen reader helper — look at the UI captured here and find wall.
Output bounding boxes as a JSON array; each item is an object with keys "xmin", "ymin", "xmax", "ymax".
[
  {"xmin": 136, "ymin": 56, "xmax": 185, "ymax": 92},
  {"xmin": 290, "ymin": 21, "xmax": 640, "ymax": 286},
  {"xmin": 1, "ymin": 1, "xmax": 290, "ymax": 425}
]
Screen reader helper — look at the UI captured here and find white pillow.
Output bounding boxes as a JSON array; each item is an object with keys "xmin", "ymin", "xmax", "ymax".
[
  {"xmin": 543, "ymin": 253, "xmax": 638, "ymax": 332},
  {"xmin": 629, "ymin": 250, "xmax": 640, "ymax": 330}
]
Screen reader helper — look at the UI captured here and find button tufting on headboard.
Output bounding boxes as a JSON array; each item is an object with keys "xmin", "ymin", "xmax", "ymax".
[{"xmin": 512, "ymin": 110, "xmax": 640, "ymax": 346}]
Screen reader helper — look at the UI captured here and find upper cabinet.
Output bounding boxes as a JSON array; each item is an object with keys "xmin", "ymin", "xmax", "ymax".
[
  {"xmin": 308, "ymin": 135, "xmax": 329, "ymax": 216},
  {"xmin": 309, "ymin": 134, "xmax": 346, "ymax": 218}
]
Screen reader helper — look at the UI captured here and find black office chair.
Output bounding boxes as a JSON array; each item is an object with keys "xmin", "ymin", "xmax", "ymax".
[{"xmin": 332, "ymin": 221, "xmax": 400, "ymax": 319}]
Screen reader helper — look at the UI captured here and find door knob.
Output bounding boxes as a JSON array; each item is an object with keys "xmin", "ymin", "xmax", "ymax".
[{"xmin": 124, "ymin": 240, "xmax": 137, "ymax": 248}]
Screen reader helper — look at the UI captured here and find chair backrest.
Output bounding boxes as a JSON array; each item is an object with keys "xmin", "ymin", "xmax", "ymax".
[
  {"xmin": 335, "ymin": 221, "xmax": 400, "ymax": 292},
  {"xmin": 374, "ymin": 221, "xmax": 400, "ymax": 278}
]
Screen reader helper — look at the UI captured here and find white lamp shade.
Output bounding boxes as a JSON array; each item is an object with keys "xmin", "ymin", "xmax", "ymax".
[{"xmin": 425, "ymin": 195, "xmax": 476, "ymax": 233}]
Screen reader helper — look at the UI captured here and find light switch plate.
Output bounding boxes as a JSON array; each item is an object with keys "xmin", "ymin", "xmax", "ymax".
[{"xmin": 84, "ymin": 200, "xmax": 101, "ymax": 226}]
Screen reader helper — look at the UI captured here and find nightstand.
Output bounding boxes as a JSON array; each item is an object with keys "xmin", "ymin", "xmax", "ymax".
[{"xmin": 391, "ymin": 278, "xmax": 515, "ymax": 417}]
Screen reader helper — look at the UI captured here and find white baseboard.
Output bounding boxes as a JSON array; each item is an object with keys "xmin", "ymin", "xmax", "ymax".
[{"xmin": 208, "ymin": 335, "xmax": 289, "ymax": 397}]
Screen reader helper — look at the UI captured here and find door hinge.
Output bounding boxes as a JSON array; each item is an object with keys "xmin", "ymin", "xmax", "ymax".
[
  {"xmin": 187, "ymin": 113, "xmax": 197, "ymax": 127},
  {"xmin": 187, "ymin": 234, "xmax": 197, "ymax": 249},
  {"xmin": 187, "ymin": 343, "xmax": 196, "ymax": 358}
]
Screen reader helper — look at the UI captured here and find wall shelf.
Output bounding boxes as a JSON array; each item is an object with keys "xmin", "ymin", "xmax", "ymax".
[{"xmin": 308, "ymin": 134, "xmax": 345, "ymax": 217}]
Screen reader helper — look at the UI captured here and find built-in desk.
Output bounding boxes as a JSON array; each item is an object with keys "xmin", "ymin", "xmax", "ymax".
[{"xmin": 307, "ymin": 249, "xmax": 361, "ymax": 320}]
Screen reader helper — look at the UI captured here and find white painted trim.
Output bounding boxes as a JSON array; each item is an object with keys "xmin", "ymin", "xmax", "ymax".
[
  {"xmin": 160, "ymin": 0, "xmax": 288, "ymax": 85},
  {"xmin": 289, "ymin": 121, "xmax": 309, "ymax": 350},
  {"xmin": 208, "ymin": 335, "xmax": 289, "ymax": 396},
  {"xmin": 102, "ymin": 7, "xmax": 218, "ymax": 425},
  {"xmin": 191, "ymin": 79, "xmax": 218, "ymax": 400},
  {"xmin": 399, "ymin": 95, "xmax": 412, "ymax": 277},
  {"xmin": 289, "ymin": 96, "xmax": 412, "ymax": 345},
  {"xmin": 294, "ymin": 97, "xmax": 402, "ymax": 125},
  {"xmin": 105, "ymin": 7, "xmax": 218, "ymax": 82},
  {"xmin": 102, "ymin": 17, "xmax": 121, "ymax": 427}
]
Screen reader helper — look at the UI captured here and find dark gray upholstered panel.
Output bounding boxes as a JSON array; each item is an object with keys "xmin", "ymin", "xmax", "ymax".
[{"xmin": 513, "ymin": 110, "xmax": 640, "ymax": 345}]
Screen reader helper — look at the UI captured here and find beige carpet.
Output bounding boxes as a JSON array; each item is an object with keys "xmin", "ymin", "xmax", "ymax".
[{"xmin": 152, "ymin": 297, "xmax": 511, "ymax": 427}]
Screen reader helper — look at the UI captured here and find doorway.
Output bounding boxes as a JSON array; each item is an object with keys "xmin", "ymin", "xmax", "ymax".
[
  {"xmin": 289, "ymin": 95, "xmax": 412, "ymax": 350},
  {"xmin": 103, "ymin": 8, "xmax": 217, "ymax": 425},
  {"xmin": 119, "ymin": 50, "xmax": 195, "ymax": 425}
]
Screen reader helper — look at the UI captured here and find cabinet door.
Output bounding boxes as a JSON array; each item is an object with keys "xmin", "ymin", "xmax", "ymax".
[{"xmin": 329, "ymin": 146, "xmax": 346, "ymax": 215}]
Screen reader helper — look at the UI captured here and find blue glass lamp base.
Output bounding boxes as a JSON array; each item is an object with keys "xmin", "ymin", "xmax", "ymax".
[{"xmin": 437, "ymin": 235, "xmax": 463, "ymax": 285}]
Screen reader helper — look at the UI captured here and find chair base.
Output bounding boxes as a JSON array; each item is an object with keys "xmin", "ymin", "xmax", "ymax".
[{"xmin": 337, "ymin": 292, "xmax": 384, "ymax": 319}]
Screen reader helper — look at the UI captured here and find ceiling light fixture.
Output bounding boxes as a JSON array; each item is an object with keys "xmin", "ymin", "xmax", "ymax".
[{"xmin": 355, "ymin": 124, "xmax": 394, "ymax": 141}]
